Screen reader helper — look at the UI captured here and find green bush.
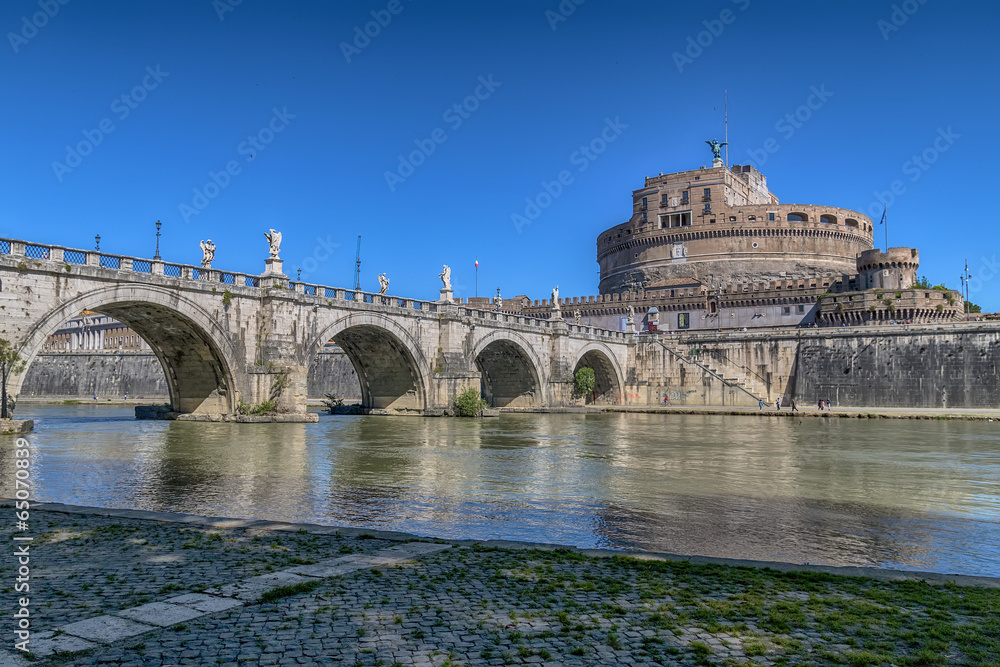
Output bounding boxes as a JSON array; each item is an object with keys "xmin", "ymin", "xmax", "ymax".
[
  {"xmin": 574, "ymin": 367, "xmax": 596, "ymax": 396},
  {"xmin": 454, "ymin": 387, "xmax": 488, "ymax": 416},
  {"xmin": 236, "ymin": 399, "xmax": 281, "ymax": 415}
]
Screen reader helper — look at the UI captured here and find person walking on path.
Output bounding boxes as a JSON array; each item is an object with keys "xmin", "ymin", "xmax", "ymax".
[
  {"xmin": 759, "ymin": 398, "xmax": 764, "ymax": 410},
  {"xmin": 775, "ymin": 397, "xmax": 781, "ymax": 410},
  {"xmin": 818, "ymin": 399, "xmax": 824, "ymax": 410},
  {"xmin": 791, "ymin": 399, "xmax": 798, "ymax": 411}
]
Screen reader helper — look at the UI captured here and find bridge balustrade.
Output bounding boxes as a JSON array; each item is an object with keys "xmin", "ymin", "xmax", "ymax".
[
  {"xmin": 2, "ymin": 236, "xmax": 623, "ymax": 341},
  {"xmin": 25, "ymin": 245, "xmax": 50, "ymax": 260}
]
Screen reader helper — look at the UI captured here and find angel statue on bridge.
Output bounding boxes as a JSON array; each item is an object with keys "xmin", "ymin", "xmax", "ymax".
[
  {"xmin": 378, "ymin": 273, "xmax": 389, "ymax": 295},
  {"xmin": 264, "ymin": 229, "xmax": 282, "ymax": 259},
  {"xmin": 439, "ymin": 265, "xmax": 451, "ymax": 291},
  {"xmin": 551, "ymin": 285, "xmax": 560, "ymax": 312},
  {"xmin": 199, "ymin": 239, "xmax": 216, "ymax": 268}
]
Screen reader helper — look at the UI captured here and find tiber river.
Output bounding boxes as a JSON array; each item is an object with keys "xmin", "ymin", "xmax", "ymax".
[{"xmin": 4, "ymin": 405, "xmax": 1000, "ymax": 577}]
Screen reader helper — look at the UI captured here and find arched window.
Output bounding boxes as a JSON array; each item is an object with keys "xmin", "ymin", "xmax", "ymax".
[
  {"xmin": 787, "ymin": 212, "xmax": 808, "ymax": 222},
  {"xmin": 845, "ymin": 218, "xmax": 859, "ymax": 228},
  {"xmin": 820, "ymin": 214, "xmax": 837, "ymax": 224}
]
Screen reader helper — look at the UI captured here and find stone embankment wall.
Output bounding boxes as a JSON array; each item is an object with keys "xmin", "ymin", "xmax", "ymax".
[
  {"xmin": 20, "ymin": 352, "xmax": 170, "ymax": 399},
  {"xmin": 793, "ymin": 328, "xmax": 1000, "ymax": 408},
  {"xmin": 22, "ymin": 351, "xmax": 362, "ymax": 401},
  {"xmin": 634, "ymin": 323, "xmax": 999, "ymax": 409},
  {"xmin": 21, "ymin": 325, "xmax": 1000, "ymax": 409}
]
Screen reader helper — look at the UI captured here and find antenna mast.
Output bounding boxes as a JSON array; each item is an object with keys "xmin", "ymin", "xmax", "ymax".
[
  {"xmin": 724, "ymin": 89, "xmax": 729, "ymax": 168},
  {"xmin": 353, "ymin": 235, "xmax": 362, "ymax": 291}
]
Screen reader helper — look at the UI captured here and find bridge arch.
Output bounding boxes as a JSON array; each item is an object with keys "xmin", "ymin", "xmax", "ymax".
[
  {"xmin": 572, "ymin": 343, "xmax": 625, "ymax": 404},
  {"xmin": 307, "ymin": 313, "xmax": 429, "ymax": 412},
  {"xmin": 10, "ymin": 285, "xmax": 244, "ymax": 414},
  {"xmin": 469, "ymin": 330, "xmax": 546, "ymax": 408}
]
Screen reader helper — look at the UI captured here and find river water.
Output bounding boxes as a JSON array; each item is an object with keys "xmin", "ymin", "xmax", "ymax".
[{"xmin": 4, "ymin": 405, "xmax": 1000, "ymax": 577}]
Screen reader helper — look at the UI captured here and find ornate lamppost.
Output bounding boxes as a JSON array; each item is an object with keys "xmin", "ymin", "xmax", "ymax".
[
  {"xmin": 95, "ymin": 234, "xmax": 101, "ymax": 251},
  {"xmin": 154, "ymin": 220, "xmax": 162, "ymax": 260}
]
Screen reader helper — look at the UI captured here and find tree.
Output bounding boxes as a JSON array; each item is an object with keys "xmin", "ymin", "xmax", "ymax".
[
  {"xmin": 574, "ymin": 367, "xmax": 596, "ymax": 396},
  {"xmin": 912, "ymin": 275, "xmax": 932, "ymax": 289},
  {"xmin": 0, "ymin": 338, "xmax": 26, "ymax": 419}
]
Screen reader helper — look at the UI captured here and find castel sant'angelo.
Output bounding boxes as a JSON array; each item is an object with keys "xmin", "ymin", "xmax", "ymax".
[{"xmin": 508, "ymin": 144, "xmax": 965, "ymax": 332}]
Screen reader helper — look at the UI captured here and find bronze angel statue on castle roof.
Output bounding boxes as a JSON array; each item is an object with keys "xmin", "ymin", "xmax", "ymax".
[{"xmin": 706, "ymin": 139, "xmax": 727, "ymax": 160}]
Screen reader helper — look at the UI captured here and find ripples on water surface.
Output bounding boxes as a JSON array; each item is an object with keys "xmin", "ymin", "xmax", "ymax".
[{"xmin": 4, "ymin": 405, "xmax": 1000, "ymax": 577}]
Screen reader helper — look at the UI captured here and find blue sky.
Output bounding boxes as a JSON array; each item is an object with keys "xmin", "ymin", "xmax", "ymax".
[{"xmin": 2, "ymin": 0, "xmax": 997, "ymax": 310}]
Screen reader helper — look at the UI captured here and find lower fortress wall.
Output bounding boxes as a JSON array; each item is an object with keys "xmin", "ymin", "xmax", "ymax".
[
  {"xmin": 641, "ymin": 324, "xmax": 999, "ymax": 409},
  {"xmin": 20, "ymin": 325, "xmax": 1000, "ymax": 409}
]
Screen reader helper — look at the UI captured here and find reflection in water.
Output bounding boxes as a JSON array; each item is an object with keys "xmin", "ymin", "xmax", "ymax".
[{"xmin": 4, "ymin": 405, "xmax": 1000, "ymax": 576}]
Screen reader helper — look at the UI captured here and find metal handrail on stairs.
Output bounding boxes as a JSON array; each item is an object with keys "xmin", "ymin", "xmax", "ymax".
[{"xmin": 653, "ymin": 339, "xmax": 764, "ymax": 403}]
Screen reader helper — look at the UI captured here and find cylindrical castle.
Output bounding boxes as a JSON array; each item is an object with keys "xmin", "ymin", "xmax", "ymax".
[{"xmin": 597, "ymin": 162, "xmax": 874, "ymax": 293}]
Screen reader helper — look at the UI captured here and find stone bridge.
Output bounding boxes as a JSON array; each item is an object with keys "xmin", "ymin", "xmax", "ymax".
[{"xmin": 0, "ymin": 238, "xmax": 636, "ymax": 418}]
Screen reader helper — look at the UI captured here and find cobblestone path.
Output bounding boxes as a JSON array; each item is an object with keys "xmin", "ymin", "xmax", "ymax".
[{"xmin": 1, "ymin": 504, "xmax": 997, "ymax": 666}]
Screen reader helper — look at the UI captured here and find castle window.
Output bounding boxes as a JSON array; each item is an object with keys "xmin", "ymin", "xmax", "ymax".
[
  {"xmin": 641, "ymin": 212, "xmax": 647, "ymax": 222},
  {"xmin": 820, "ymin": 214, "xmax": 837, "ymax": 224},
  {"xmin": 797, "ymin": 305, "xmax": 805, "ymax": 313},
  {"xmin": 681, "ymin": 191, "xmax": 689, "ymax": 204},
  {"xmin": 783, "ymin": 307, "xmax": 791, "ymax": 315},
  {"xmin": 703, "ymin": 188, "xmax": 712, "ymax": 201},
  {"xmin": 661, "ymin": 194, "xmax": 668, "ymax": 205},
  {"xmin": 704, "ymin": 203, "xmax": 711, "ymax": 213},
  {"xmin": 641, "ymin": 197, "xmax": 648, "ymax": 210},
  {"xmin": 845, "ymin": 218, "xmax": 859, "ymax": 228},
  {"xmin": 787, "ymin": 212, "xmax": 808, "ymax": 222}
]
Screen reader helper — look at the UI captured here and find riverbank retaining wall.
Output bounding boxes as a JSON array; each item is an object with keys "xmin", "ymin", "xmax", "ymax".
[
  {"xmin": 639, "ymin": 323, "xmax": 999, "ymax": 409},
  {"xmin": 21, "ymin": 325, "xmax": 1000, "ymax": 409},
  {"xmin": 22, "ymin": 350, "xmax": 363, "ymax": 401}
]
